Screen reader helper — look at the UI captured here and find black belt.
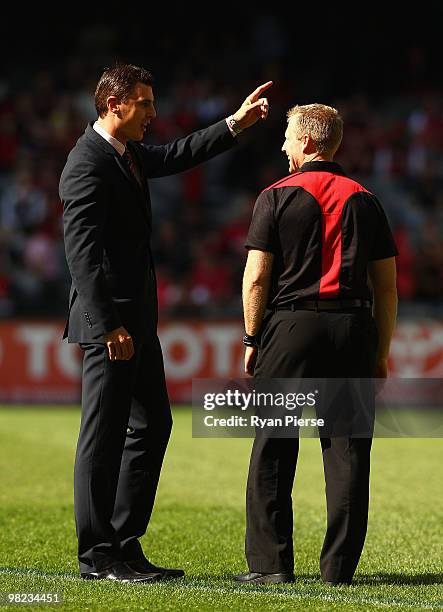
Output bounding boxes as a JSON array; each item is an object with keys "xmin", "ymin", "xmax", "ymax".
[{"xmin": 275, "ymin": 299, "xmax": 371, "ymax": 311}]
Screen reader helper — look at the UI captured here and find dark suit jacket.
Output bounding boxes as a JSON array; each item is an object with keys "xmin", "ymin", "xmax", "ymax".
[{"xmin": 59, "ymin": 120, "xmax": 236, "ymax": 343}]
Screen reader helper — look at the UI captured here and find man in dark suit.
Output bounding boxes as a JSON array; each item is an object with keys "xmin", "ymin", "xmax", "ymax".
[{"xmin": 60, "ymin": 63, "xmax": 271, "ymax": 583}]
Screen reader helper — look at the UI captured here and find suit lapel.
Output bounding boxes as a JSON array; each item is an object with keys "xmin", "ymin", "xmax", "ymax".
[
  {"xmin": 126, "ymin": 143, "xmax": 152, "ymax": 226},
  {"xmin": 114, "ymin": 151, "xmax": 152, "ymax": 226},
  {"xmin": 84, "ymin": 123, "xmax": 152, "ymax": 227},
  {"xmin": 114, "ymin": 153, "xmax": 140, "ymax": 190}
]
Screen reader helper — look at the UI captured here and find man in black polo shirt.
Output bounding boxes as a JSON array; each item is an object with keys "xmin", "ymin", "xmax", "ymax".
[{"xmin": 235, "ymin": 104, "xmax": 398, "ymax": 585}]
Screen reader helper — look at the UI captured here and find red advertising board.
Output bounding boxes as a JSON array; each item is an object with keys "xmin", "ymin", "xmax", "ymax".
[{"xmin": 0, "ymin": 319, "xmax": 443, "ymax": 403}]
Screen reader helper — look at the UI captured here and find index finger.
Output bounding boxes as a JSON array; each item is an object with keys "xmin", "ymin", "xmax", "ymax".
[
  {"xmin": 107, "ymin": 342, "xmax": 116, "ymax": 361},
  {"xmin": 247, "ymin": 80, "xmax": 273, "ymax": 102},
  {"xmin": 125, "ymin": 336, "xmax": 135, "ymax": 360}
]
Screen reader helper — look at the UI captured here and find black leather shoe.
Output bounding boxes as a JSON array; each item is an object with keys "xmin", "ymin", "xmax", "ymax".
[
  {"xmin": 323, "ymin": 580, "xmax": 352, "ymax": 586},
  {"xmin": 234, "ymin": 571, "xmax": 295, "ymax": 584},
  {"xmin": 126, "ymin": 558, "xmax": 185, "ymax": 579},
  {"xmin": 80, "ymin": 562, "xmax": 162, "ymax": 583}
]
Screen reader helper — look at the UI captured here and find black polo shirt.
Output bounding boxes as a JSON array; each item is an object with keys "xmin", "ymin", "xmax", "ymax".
[{"xmin": 245, "ymin": 161, "xmax": 398, "ymax": 307}]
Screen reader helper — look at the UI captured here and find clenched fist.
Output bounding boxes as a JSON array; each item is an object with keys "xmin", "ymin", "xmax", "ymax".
[{"xmin": 103, "ymin": 326, "xmax": 134, "ymax": 361}]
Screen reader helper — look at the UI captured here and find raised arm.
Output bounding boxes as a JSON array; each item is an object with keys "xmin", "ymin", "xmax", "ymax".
[{"xmin": 141, "ymin": 81, "xmax": 272, "ymax": 178}]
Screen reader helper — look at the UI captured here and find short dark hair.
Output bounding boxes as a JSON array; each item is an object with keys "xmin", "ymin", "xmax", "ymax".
[{"xmin": 94, "ymin": 63, "xmax": 153, "ymax": 117}]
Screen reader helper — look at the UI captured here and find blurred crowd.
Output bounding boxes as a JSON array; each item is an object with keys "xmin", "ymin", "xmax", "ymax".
[{"xmin": 1, "ymin": 19, "xmax": 442, "ymax": 320}]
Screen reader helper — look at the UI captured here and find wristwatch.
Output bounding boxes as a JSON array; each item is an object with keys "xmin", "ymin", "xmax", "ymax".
[
  {"xmin": 243, "ymin": 333, "xmax": 258, "ymax": 347},
  {"xmin": 227, "ymin": 114, "xmax": 243, "ymax": 136}
]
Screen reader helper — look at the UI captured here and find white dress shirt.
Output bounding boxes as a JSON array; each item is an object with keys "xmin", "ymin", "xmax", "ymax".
[{"xmin": 93, "ymin": 121, "xmax": 126, "ymax": 156}]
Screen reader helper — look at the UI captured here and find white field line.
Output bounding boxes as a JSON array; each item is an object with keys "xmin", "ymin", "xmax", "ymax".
[{"xmin": 0, "ymin": 568, "xmax": 441, "ymax": 610}]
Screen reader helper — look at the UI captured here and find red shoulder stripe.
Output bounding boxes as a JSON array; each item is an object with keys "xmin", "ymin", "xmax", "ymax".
[
  {"xmin": 262, "ymin": 172, "xmax": 303, "ymax": 192},
  {"xmin": 262, "ymin": 171, "xmax": 370, "ymax": 298}
]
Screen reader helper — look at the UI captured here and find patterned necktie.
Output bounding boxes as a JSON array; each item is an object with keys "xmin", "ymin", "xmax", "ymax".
[{"xmin": 123, "ymin": 148, "xmax": 141, "ymax": 186}]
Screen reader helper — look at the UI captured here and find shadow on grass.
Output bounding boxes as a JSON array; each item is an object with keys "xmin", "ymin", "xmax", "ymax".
[
  {"xmin": 353, "ymin": 572, "xmax": 443, "ymax": 586},
  {"xmin": 285, "ymin": 572, "xmax": 443, "ymax": 587},
  {"xmin": 215, "ymin": 571, "xmax": 443, "ymax": 587},
  {"xmin": 0, "ymin": 566, "xmax": 78, "ymax": 579}
]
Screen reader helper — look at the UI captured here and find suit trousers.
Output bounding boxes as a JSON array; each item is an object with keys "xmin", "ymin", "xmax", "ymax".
[
  {"xmin": 74, "ymin": 335, "xmax": 172, "ymax": 573},
  {"xmin": 245, "ymin": 308, "xmax": 378, "ymax": 583}
]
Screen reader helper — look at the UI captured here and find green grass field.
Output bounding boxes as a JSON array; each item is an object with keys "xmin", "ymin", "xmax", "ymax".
[{"xmin": 0, "ymin": 407, "xmax": 442, "ymax": 611}]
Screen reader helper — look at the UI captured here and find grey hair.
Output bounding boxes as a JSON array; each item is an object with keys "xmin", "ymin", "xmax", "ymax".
[{"xmin": 287, "ymin": 103, "xmax": 343, "ymax": 155}]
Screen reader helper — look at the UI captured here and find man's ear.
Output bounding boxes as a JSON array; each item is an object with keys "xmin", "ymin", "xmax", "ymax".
[
  {"xmin": 302, "ymin": 134, "xmax": 316, "ymax": 154},
  {"xmin": 107, "ymin": 96, "xmax": 120, "ymax": 115}
]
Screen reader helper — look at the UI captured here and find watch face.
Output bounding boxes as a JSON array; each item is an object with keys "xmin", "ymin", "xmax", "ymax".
[
  {"xmin": 229, "ymin": 116, "xmax": 241, "ymax": 134},
  {"xmin": 233, "ymin": 121, "xmax": 242, "ymax": 134}
]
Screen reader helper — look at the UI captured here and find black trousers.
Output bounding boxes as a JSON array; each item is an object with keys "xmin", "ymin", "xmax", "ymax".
[
  {"xmin": 246, "ymin": 309, "xmax": 378, "ymax": 583},
  {"xmin": 74, "ymin": 336, "xmax": 172, "ymax": 573}
]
